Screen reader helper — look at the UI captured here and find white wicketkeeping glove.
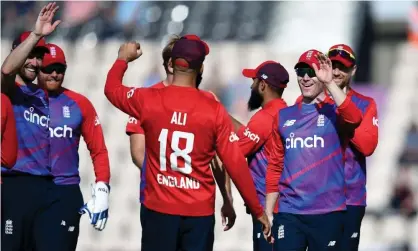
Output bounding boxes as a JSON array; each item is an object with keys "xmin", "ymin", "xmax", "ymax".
[{"xmin": 79, "ymin": 181, "xmax": 110, "ymax": 231}]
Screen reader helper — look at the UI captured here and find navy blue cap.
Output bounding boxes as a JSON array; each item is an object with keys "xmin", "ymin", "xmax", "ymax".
[{"xmin": 171, "ymin": 38, "xmax": 207, "ymax": 70}]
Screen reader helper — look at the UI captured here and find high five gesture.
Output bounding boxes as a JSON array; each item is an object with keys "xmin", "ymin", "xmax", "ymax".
[
  {"xmin": 312, "ymin": 53, "xmax": 333, "ymax": 84},
  {"xmin": 34, "ymin": 2, "xmax": 61, "ymax": 37}
]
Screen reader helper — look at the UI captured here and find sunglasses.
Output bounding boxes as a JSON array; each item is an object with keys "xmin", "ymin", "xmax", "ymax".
[
  {"xmin": 296, "ymin": 68, "xmax": 316, "ymax": 78},
  {"xmin": 328, "ymin": 49, "xmax": 356, "ymax": 65},
  {"xmin": 331, "ymin": 61, "xmax": 352, "ymax": 73},
  {"xmin": 41, "ymin": 64, "xmax": 66, "ymax": 74}
]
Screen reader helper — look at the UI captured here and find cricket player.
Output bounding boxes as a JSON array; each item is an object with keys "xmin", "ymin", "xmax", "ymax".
[
  {"xmin": 327, "ymin": 44, "xmax": 378, "ymax": 251},
  {"xmin": 265, "ymin": 50, "xmax": 363, "ymax": 251},
  {"xmin": 126, "ymin": 34, "xmax": 236, "ymax": 230},
  {"xmin": 1, "ymin": 93, "xmax": 18, "ymax": 168},
  {"xmin": 227, "ymin": 61, "xmax": 289, "ymax": 251},
  {"xmin": 104, "ymin": 38, "xmax": 271, "ymax": 251},
  {"xmin": 1, "ymin": 3, "xmax": 61, "ymax": 250},
  {"xmin": 34, "ymin": 43, "xmax": 111, "ymax": 250}
]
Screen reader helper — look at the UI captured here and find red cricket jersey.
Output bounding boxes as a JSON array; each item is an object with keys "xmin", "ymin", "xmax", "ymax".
[
  {"xmin": 125, "ymin": 82, "xmax": 166, "ymax": 135},
  {"xmin": 125, "ymin": 82, "xmax": 218, "ymax": 135},
  {"xmin": 1, "ymin": 93, "xmax": 18, "ymax": 168},
  {"xmin": 237, "ymin": 98, "xmax": 287, "ymax": 212},
  {"xmin": 105, "ymin": 59, "xmax": 263, "ymax": 217}
]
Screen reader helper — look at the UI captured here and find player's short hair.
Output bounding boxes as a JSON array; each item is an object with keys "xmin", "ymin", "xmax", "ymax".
[{"xmin": 162, "ymin": 34, "xmax": 181, "ymax": 73}]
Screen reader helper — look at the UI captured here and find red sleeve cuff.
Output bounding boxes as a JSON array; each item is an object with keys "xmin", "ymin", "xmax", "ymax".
[
  {"xmin": 336, "ymin": 96, "xmax": 351, "ymax": 110},
  {"xmin": 114, "ymin": 59, "xmax": 128, "ymax": 69},
  {"xmin": 96, "ymin": 176, "xmax": 110, "ymax": 184},
  {"xmin": 336, "ymin": 96, "xmax": 362, "ymax": 125}
]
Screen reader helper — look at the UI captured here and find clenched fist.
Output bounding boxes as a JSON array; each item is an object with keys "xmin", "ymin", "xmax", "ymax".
[{"xmin": 117, "ymin": 42, "xmax": 142, "ymax": 63}]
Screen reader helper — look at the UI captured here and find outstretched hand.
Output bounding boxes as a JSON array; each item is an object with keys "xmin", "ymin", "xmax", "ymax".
[
  {"xmin": 34, "ymin": 2, "xmax": 61, "ymax": 37},
  {"xmin": 312, "ymin": 53, "xmax": 333, "ymax": 84}
]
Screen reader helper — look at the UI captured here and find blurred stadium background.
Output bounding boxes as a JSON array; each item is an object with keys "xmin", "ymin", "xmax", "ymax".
[{"xmin": 1, "ymin": 1, "xmax": 418, "ymax": 251}]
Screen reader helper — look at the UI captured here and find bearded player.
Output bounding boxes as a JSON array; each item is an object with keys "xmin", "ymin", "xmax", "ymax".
[
  {"xmin": 226, "ymin": 61, "xmax": 288, "ymax": 251},
  {"xmin": 327, "ymin": 44, "xmax": 378, "ymax": 251},
  {"xmin": 125, "ymin": 34, "xmax": 236, "ymax": 231},
  {"xmin": 104, "ymin": 38, "xmax": 272, "ymax": 251}
]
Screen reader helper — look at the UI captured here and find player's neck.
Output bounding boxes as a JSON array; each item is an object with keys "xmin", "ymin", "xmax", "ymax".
[
  {"xmin": 172, "ymin": 74, "xmax": 196, "ymax": 88},
  {"xmin": 164, "ymin": 74, "xmax": 174, "ymax": 86},
  {"xmin": 261, "ymin": 94, "xmax": 281, "ymax": 108},
  {"xmin": 15, "ymin": 74, "xmax": 29, "ymax": 86},
  {"xmin": 303, "ymin": 92, "xmax": 326, "ymax": 104}
]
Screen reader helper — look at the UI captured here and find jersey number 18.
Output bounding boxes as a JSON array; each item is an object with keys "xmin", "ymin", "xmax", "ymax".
[{"xmin": 158, "ymin": 129, "xmax": 194, "ymax": 174}]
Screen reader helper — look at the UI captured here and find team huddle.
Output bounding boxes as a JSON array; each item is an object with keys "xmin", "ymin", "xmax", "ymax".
[{"xmin": 1, "ymin": 3, "xmax": 379, "ymax": 251}]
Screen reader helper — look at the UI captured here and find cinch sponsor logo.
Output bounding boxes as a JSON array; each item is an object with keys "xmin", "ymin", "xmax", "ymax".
[
  {"xmin": 243, "ymin": 128, "xmax": 260, "ymax": 143},
  {"xmin": 24, "ymin": 107, "xmax": 49, "ymax": 127},
  {"xmin": 285, "ymin": 132, "xmax": 324, "ymax": 149},
  {"xmin": 229, "ymin": 132, "xmax": 239, "ymax": 142},
  {"xmin": 49, "ymin": 125, "xmax": 73, "ymax": 138},
  {"xmin": 24, "ymin": 107, "xmax": 73, "ymax": 138},
  {"xmin": 372, "ymin": 116, "xmax": 378, "ymax": 127}
]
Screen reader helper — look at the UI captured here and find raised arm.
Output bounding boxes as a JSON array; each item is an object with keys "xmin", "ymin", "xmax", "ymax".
[
  {"xmin": 350, "ymin": 100, "xmax": 379, "ymax": 156},
  {"xmin": 2, "ymin": 2, "xmax": 60, "ymax": 93},
  {"xmin": 313, "ymin": 54, "xmax": 362, "ymax": 127},
  {"xmin": 104, "ymin": 42, "xmax": 144, "ymax": 120}
]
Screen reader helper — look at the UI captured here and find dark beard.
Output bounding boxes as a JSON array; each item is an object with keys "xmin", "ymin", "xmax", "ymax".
[{"xmin": 247, "ymin": 89, "xmax": 263, "ymax": 111}]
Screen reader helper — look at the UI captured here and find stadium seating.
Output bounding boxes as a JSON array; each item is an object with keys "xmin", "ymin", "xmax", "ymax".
[
  {"xmin": 1, "ymin": 2, "xmax": 418, "ymax": 249},
  {"xmin": 2, "ymin": 38, "xmax": 418, "ymax": 250}
]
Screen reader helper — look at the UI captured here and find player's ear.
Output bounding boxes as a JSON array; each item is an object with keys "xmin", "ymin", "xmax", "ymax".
[
  {"xmin": 350, "ymin": 65, "xmax": 357, "ymax": 77},
  {"xmin": 259, "ymin": 80, "xmax": 267, "ymax": 92},
  {"xmin": 200, "ymin": 64, "xmax": 204, "ymax": 74},
  {"xmin": 168, "ymin": 58, "xmax": 173, "ymax": 70}
]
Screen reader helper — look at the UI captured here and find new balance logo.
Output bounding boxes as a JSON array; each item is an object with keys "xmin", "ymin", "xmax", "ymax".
[
  {"xmin": 278, "ymin": 225, "xmax": 284, "ymax": 239},
  {"xmin": 328, "ymin": 241, "xmax": 336, "ymax": 246},
  {"xmin": 283, "ymin": 119, "xmax": 296, "ymax": 127},
  {"xmin": 351, "ymin": 232, "xmax": 358, "ymax": 238},
  {"xmin": 373, "ymin": 116, "xmax": 378, "ymax": 127}
]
